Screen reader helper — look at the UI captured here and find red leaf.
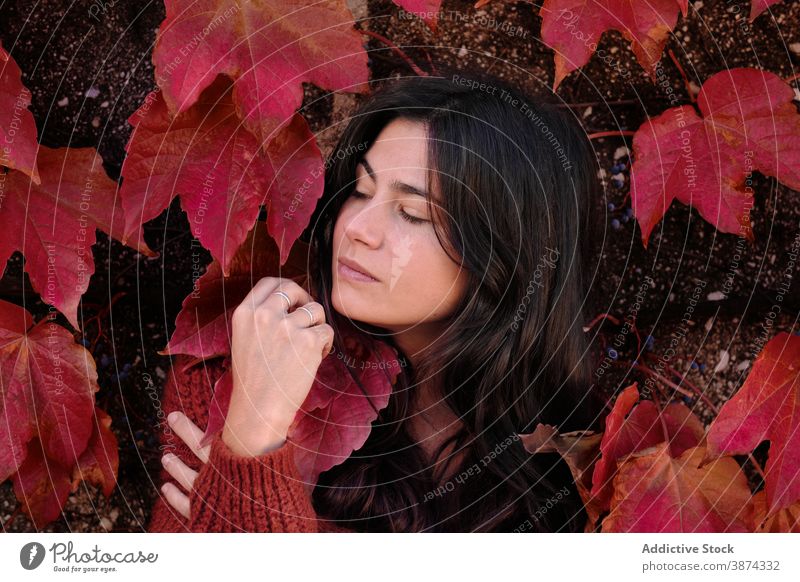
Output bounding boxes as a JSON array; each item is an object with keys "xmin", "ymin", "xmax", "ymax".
[
  {"xmin": 153, "ymin": 0, "xmax": 370, "ymax": 141},
  {"xmin": 71, "ymin": 407, "xmax": 119, "ymax": 498},
  {"xmin": 590, "ymin": 383, "xmax": 705, "ymax": 513},
  {"xmin": 750, "ymin": 0, "xmax": 783, "ymax": 21},
  {"xmin": 601, "ymin": 444, "xmax": 753, "ymax": 532},
  {"xmin": 0, "ymin": 41, "xmax": 40, "ymax": 183},
  {"xmin": 0, "ymin": 147, "xmax": 154, "ymax": 328},
  {"xmin": 287, "ymin": 324, "xmax": 403, "ymax": 485},
  {"xmin": 0, "ymin": 300, "xmax": 99, "ymax": 481},
  {"xmin": 162, "ymin": 220, "xmax": 309, "ymax": 359},
  {"xmin": 704, "ymin": 332, "xmax": 800, "ymax": 516},
  {"xmin": 539, "ymin": 0, "xmax": 686, "ymax": 91},
  {"xmin": 392, "ymin": 0, "xmax": 443, "ymax": 32},
  {"xmin": 11, "ymin": 437, "xmax": 72, "ymax": 529},
  {"xmin": 120, "ymin": 77, "xmax": 324, "ymax": 274},
  {"xmin": 630, "ymin": 68, "xmax": 800, "ymax": 247}
]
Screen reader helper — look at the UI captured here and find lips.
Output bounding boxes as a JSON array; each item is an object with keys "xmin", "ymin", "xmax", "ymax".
[{"xmin": 338, "ymin": 257, "xmax": 379, "ymax": 281}]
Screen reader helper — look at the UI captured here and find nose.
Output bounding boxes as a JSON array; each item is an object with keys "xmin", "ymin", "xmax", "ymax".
[{"xmin": 343, "ymin": 198, "xmax": 385, "ymax": 248}]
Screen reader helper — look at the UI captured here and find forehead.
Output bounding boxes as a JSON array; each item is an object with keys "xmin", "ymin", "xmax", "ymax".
[
  {"xmin": 356, "ymin": 119, "xmax": 441, "ymax": 200},
  {"xmin": 360, "ymin": 118, "xmax": 429, "ymax": 173}
]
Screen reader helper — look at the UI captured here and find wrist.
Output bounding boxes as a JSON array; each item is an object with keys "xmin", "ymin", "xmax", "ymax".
[{"xmin": 221, "ymin": 411, "xmax": 291, "ymax": 458}]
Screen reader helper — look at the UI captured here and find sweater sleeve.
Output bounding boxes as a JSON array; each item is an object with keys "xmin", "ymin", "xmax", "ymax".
[{"xmin": 187, "ymin": 431, "xmax": 320, "ymax": 532}]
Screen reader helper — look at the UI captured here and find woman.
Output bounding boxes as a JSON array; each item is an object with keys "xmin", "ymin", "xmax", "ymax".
[{"xmin": 150, "ymin": 69, "xmax": 604, "ymax": 533}]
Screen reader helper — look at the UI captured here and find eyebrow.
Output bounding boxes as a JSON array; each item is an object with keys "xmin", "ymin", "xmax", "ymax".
[{"xmin": 357, "ymin": 157, "xmax": 430, "ymax": 199}]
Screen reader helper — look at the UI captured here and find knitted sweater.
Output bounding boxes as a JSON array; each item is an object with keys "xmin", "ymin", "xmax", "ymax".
[{"xmin": 147, "ymin": 355, "xmax": 353, "ymax": 533}]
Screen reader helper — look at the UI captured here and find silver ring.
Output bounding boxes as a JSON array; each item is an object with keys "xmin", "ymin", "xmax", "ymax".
[
  {"xmin": 272, "ymin": 291, "xmax": 291, "ymax": 312},
  {"xmin": 298, "ymin": 305, "xmax": 315, "ymax": 326}
]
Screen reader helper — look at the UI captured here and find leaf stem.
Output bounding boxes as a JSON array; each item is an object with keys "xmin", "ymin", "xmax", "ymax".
[
  {"xmin": 667, "ymin": 49, "xmax": 696, "ymax": 104},
  {"xmin": 587, "ymin": 130, "xmax": 636, "ymax": 140},
  {"xmin": 359, "ymin": 29, "xmax": 429, "ymax": 76}
]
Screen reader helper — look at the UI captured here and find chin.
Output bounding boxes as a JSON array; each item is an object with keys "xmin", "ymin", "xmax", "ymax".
[{"xmin": 331, "ymin": 283, "xmax": 367, "ymax": 320}]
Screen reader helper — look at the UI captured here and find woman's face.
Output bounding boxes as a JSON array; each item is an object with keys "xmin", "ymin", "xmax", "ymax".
[{"xmin": 331, "ymin": 118, "xmax": 469, "ymax": 334}]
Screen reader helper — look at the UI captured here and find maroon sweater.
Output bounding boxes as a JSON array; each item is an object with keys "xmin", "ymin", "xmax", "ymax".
[{"xmin": 147, "ymin": 356, "xmax": 352, "ymax": 533}]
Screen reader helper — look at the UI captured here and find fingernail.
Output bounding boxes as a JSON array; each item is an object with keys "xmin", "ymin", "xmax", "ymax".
[
  {"xmin": 162, "ymin": 453, "xmax": 173, "ymax": 465},
  {"xmin": 168, "ymin": 411, "xmax": 180, "ymax": 424}
]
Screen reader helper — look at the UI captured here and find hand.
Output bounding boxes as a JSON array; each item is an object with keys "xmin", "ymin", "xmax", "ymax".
[
  {"xmin": 224, "ymin": 277, "xmax": 335, "ymax": 457},
  {"xmin": 160, "ymin": 411, "xmax": 210, "ymax": 520}
]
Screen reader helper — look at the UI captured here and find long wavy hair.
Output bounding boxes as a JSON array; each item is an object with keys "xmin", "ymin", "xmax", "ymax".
[{"xmin": 300, "ymin": 68, "xmax": 603, "ymax": 532}]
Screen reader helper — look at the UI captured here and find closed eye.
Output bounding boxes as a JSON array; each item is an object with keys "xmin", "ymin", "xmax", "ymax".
[{"xmin": 350, "ymin": 190, "xmax": 428, "ymax": 225}]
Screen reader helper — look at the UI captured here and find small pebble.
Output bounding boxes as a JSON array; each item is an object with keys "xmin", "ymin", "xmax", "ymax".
[
  {"xmin": 707, "ymin": 291, "xmax": 726, "ymax": 301},
  {"xmin": 613, "ymin": 146, "xmax": 629, "ymax": 160},
  {"xmin": 57, "ymin": 96, "xmax": 69, "ymax": 107},
  {"xmin": 714, "ymin": 350, "xmax": 730, "ymax": 373},
  {"xmin": 85, "ymin": 86, "xmax": 101, "ymax": 99}
]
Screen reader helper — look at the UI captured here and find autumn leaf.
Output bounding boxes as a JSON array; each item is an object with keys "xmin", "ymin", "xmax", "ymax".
[
  {"xmin": 602, "ymin": 444, "xmax": 753, "ymax": 532},
  {"xmin": 750, "ymin": 0, "xmax": 784, "ymax": 21},
  {"xmin": 751, "ymin": 490, "xmax": 800, "ymax": 532},
  {"xmin": 0, "ymin": 300, "xmax": 100, "ymax": 482},
  {"xmin": 161, "ymin": 220, "xmax": 309, "ymax": 360},
  {"xmin": 71, "ymin": 407, "xmax": 119, "ymax": 498},
  {"xmin": 0, "ymin": 42, "xmax": 39, "ymax": 183},
  {"xmin": 630, "ymin": 68, "xmax": 800, "ymax": 247},
  {"xmin": 287, "ymin": 323, "xmax": 403, "ymax": 485},
  {"xmin": 0, "ymin": 147, "xmax": 154, "ymax": 328},
  {"xmin": 590, "ymin": 383, "xmax": 705, "ymax": 514},
  {"xmin": 120, "ymin": 76, "xmax": 324, "ymax": 274},
  {"xmin": 518, "ymin": 423, "xmax": 603, "ymax": 530},
  {"xmin": 152, "ymin": 0, "xmax": 370, "ymax": 142},
  {"xmin": 538, "ymin": 0, "xmax": 687, "ymax": 92},
  {"xmin": 704, "ymin": 332, "xmax": 800, "ymax": 516},
  {"xmin": 11, "ymin": 437, "xmax": 72, "ymax": 529}
]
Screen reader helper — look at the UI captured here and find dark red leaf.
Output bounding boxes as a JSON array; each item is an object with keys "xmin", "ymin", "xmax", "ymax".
[
  {"xmin": 71, "ymin": 407, "xmax": 119, "ymax": 498},
  {"xmin": 630, "ymin": 68, "xmax": 800, "ymax": 247},
  {"xmin": 11, "ymin": 437, "xmax": 72, "ymax": 529},
  {"xmin": 601, "ymin": 444, "xmax": 753, "ymax": 532},
  {"xmin": 153, "ymin": 0, "xmax": 370, "ymax": 142},
  {"xmin": 704, "ymin": 332, "xmax": 800, "ymax": 516},
  {"xmin": 120, "ymin": 77, "xmax": 324, "ymax": 275},
  {"xmin": 0, "ymin": 42, "xmax": 39, "ymax": 183},
  {"xmin": 0, "ymin": 147, "xmax": 154, "ymax": 328},
  {"xmin": 0, "ymin": 300, "xmax": 99, "ymax": 481}
]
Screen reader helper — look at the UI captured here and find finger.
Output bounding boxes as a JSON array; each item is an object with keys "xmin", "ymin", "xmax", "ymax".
[
  {"xmin": 167, "ymin": 411, "xmax": 211, "ymax": 463},
  {"xmin": 161, "ymin": 452, "xmax": 199, "ymax": 492},
  {"xmin": 242, "ymin": 276, "xmax": 282, "ymax": 308},
  {"xmin": 286, "ymin": 301, "xmax": 326, "ymax": 328},
  {"xmin": 264, "ymin": 279, "xmax": 313, "ymax": 315},
  {"xmin": 310, "ymin": 325, "xmax": 335, "ymax": 358},
  {"xmin": 161, "ymin": 482, "xmax": 190, "ymax": 519}
]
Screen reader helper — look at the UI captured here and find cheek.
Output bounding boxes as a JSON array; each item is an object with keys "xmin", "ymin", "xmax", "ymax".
[{"xmin": 389, "ymin": 241, "xmax": 467, "ymax": 317}]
